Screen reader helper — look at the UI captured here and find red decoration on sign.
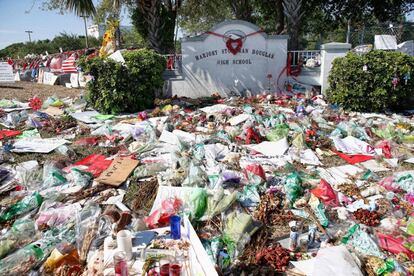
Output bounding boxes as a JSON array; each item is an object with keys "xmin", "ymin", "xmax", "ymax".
[
  {"xmin": 226, "ymin": 38, "xmax": 243, "ymax": 55},
  {"xmin": 206, "ymin": 30, "xmax": 264, "ymax": 56}
]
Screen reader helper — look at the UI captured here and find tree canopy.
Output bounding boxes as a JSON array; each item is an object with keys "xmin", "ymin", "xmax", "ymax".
[
  {"xmin": 37, "ymin": 0, "xmax": 414, "ymax": 52},
  {"xmin": 0, "ymin": 33, "xmax": 101, "ymax": 59}
]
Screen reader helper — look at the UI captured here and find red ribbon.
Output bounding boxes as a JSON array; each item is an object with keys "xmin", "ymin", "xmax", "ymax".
[{"xmin": 206, "ymin": 30, "xmax": 264, "ymax": 55}]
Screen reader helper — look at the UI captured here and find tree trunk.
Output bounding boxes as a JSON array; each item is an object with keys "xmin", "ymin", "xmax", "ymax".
[
  {"xmin": 138, "ymin": 0, "xmax": 163, "ymax": 53},
  {"xmin": 283, "ymin": 0, "xmax": 303, "ymax": 50},
  {"xmin": 136, "ymin": 0, "xmax": 181, "ymax": 53}
]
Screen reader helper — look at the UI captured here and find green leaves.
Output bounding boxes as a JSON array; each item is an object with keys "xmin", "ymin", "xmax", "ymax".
[
  {"xmin": 327, "ymin": 50, "xmax": 414, "ymax": 112},
  {"xmin": 80, "ymin": 49, "xmax": 166, "ymax": 114}
]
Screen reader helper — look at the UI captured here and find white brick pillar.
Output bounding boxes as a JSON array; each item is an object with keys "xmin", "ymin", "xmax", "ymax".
[{"xmin": 320, "ymin": 42, "xmax": 352, "ymax": 94}]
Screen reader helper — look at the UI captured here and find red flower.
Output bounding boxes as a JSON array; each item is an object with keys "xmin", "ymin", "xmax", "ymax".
[{"xmin": 29, "ymin": 97, "xmax": 42, "ymax": 111}]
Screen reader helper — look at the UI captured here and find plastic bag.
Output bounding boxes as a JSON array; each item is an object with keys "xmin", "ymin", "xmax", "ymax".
[
  {"xmin": 76, "ymin": 203, "xmax": 101, "ymax": 263},
  {"xmin": 73, "ymin": 154, "xmax": 112, "ymax": 177},
  {"xmin": 189, "ymin": 189, "xmax": 208, "ymax": 220},
  {"xmin": 0, "ymin": 234, "xmax": 61, "ymax": 275},
  {"xmin": 42, "ymin": 161, "xmax": 67, "ymax": 188},
  {"xmin": 0, "ymin": 192, "xmax": 43, "ymax": 223},
  {"xmin": 202, "ymin": 190, "xmax": 238, "ymax": 220},
  {"xmin": 91, "ymin": 123, "xmax": 112, "ymax": 136},
  {"xmin": 341, "ymin": 224, "xmax": 384, "ymax": 258},
  {"xmin": 309, "ymin": 194, "xmax": 329, "ymax": 227},
  {"xmin": 0, "ymin": 167, "xmax": 11, "ymax": 183},
  {"xmin": 292, "ymin": 133, "xmax": 306, "ymax": 149},
  {"xmin": 238, "ymin": 185, "xmax": 261, "ymax": 208},
  {"xmin": 284, "ymin": 172, "xmax": 303, "ymax": 204},
  {"xmin": 182, "ymin": 162, "xmax": 208, "ymax": 187},
  {"xmin": 266, "ymin": 124, "xmax": 289, "ymax": 141},
  {"xmin": 68, "ymin": 168, "xmax": 93, "ymax": 187},
  {"xmin": 378, "ymin": 176, "xmax": 402, "ymax": 192},
  {"xmin": 0, "ymin": 219, "xmax": 37, "ymax": 259},
  {"xmin": 43, "ymin": 243, "xmax": 80, "ymax": 274},
  {"xmin": 221, "ymin": 170, "xmax": 241, "ymax": 185},
  {"xmin": 36, "ymin": 203, "xmax": 80, "ymax": 229},
  {"xmin": 311, "ymin": 179, "xmax": 339, "ymax": 207},
  {"xmin": 376, "ymin": 140, "xmax": 392, "ymax": 158},
  {"xmin": 223, "ymin": 211, "xmax": 258, "ymax": 260},
  {"xmin": 144, "ymin": 198, "xmax": 183, "ymax": 229},
  {"xmin": 335, "ymin": 151, "xmax": 374, "ymax": 165},
  {"xmin": 74, "ymin": 137, "xmax": 99, "ymax": 146},
  {"xmin": 377, "ymin": 232, "xmax": 414, "ymax": 259},
  {"xmin": 244, "ymin": 164, "xmax": 266, "ymax": 185},
  {"xmin": 373, "ymin": 124, "xmax": 397, "ymax": 140},
  {"xmin": 134, "ymin": 163, "xmax": 167, "ymax": 179}
]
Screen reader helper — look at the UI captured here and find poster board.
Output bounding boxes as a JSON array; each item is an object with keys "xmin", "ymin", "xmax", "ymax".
[
  {"xmin": 43, "ymin": 72, "xmax": 58, "ymax": 85},
  {"xmin": 70, "ymin": 73, "xmax": 79, "ymax": 88},
  {"xmin": 0, "ymin": 62, "xmax": 14, "ymax": 83},
  {"xmin": 37, "ymin": 68, "xmax": 45, "ymax": 84}
]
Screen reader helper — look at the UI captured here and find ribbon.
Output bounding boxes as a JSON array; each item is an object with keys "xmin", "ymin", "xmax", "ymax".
[{"xmin": 206, "ymin": 30, "xmax": 264, "ymax": 55}]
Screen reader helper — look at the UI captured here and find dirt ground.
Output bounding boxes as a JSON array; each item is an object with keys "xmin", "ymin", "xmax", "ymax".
[{"xmin": 0, "ymin": 81, "xmax": 82, "ymax": 101}]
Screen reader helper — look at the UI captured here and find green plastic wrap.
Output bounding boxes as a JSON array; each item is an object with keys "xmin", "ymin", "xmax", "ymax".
[
  {"xmin": 189, "ymin": 188, "xmax": 208, "ymax": 220},
  {"xmin": 42, "ymin": 162, "xmax": 67, "ymax": 188},
  {"xmin": 341, "ymin": 224, "xmax": 384, "ymax": 258},
  {"xmin": 402, "ymin": 135, "xmax": 414, "ymax": 144},
  {"xmin": 266, "ymin": 123, "xmax": 289, "ymax": 141},
  {"xmin": 292, "ymin": 133, "xmax": 306, "ymax": 149},
  {"xmin": 0, "ymin": 192, "xmax": 43, "ymax": 223},
  {"xmin": 376, "ymin": 259, "xmax": 395, "ymax": 275},
  {"xmin": 309, "ymin": 195, "xmax": 329, "ymax": 227},
  {"xmin": 373, "ymin": 124, "xmax": 398, "ymax": 140},
  {"xmin": 202, "ymin": 189, "xmax": 238, "ymax": 220},
  {"xmin": 0, "ymin": 234, "xmax": 61, "ymax": 275},
  {"xmin": 284, "ymin": 172, "xmax": 304, "ymax": 204},
  {"xmin": 0, "ymin": 219, "xmax": 37, "ymax": 259}
]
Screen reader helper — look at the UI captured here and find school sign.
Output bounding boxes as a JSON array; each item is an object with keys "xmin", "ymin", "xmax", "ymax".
[{"xmin": 167, "ymin": 20, "xmax": 288, "ymax": 98}]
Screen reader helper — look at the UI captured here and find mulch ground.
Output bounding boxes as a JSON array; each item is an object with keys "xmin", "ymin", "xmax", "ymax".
[{"xmin": 0, "ymin": 81, "xmax": 81, "ymax": 101}]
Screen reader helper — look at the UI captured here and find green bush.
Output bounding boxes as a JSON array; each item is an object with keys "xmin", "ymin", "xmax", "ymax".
[
  {"xmin": 327, "ymin": 50, "xmax": 414, "ymax": 112},
  {"xmin": 80, "ymin": 49, "xmax": 166, "ymax": 114}
]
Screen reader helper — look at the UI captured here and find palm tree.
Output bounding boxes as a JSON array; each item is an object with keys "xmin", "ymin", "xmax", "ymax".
[
  {"xmin": 64, "ymin": 0, "xmax": 96, "ymax": 17},
  {"xmin": 63, "ymin": 0, "xmax": 124, "ymax": 48}
]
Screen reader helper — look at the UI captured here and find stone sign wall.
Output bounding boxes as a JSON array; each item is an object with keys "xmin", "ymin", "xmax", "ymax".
[{"xmin": 167, "ymin": 20, "xmax": 288, "ymax": 98}]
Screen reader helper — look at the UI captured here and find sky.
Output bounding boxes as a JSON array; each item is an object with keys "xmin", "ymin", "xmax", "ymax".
[
  {"xmin": 0, "ymin": 0, "xmax": 414, "ymax": 50},
  {"xmin": 0, "ymin": 0, "xmax": 131, "ymax": 50}
]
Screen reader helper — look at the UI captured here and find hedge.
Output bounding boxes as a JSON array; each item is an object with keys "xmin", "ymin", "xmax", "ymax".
[
  {"xmin": 80, "ymin": 49, "xmax": 165, "ymax": 114},
  {"xmin": 326, "ymin": 50, "xmax": 414, "ymax": 112}
]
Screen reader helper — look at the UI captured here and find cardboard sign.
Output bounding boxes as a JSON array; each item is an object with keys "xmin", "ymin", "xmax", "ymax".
[
  {"xmin": 96, "ymin": 157, "xmax": 139, "ymax": 186},
  {"xmin": 0, "ymin": 62, "xmax": 14, "ymax": 82},
  {"xmin": 43, "ymin": 72, "xmax": 58, "ymax": 85}
]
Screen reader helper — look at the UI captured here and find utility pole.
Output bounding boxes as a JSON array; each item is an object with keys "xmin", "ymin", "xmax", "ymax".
[
  {"xmin": 80, "ymin": 15, "xmax": 89, "ymax": 49},
  {"xmin": 346, "ymin": 20, "xmax": 351, "ymax": 44},
  {"xmin": 25, "ymin": 30, "xmax": 33, "ymax": 42}
]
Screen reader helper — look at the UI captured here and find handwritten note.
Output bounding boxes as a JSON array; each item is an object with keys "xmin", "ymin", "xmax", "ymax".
[{"xmin": 96, "ymin": 157, "xmax": 139, "ymax": 187}]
